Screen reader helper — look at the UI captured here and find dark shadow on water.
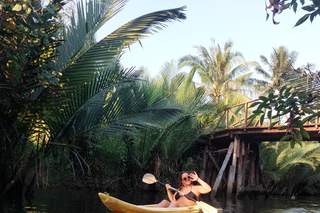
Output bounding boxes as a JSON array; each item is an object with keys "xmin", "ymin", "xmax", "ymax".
[{"xmin": 1, "ymin": 189, "xmax": 320, "ymax": 213}]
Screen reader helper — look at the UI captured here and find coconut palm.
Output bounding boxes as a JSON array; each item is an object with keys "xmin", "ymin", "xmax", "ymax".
[
  {"xmin": 178, "ymin": 39, "xmax": 262, "ymax": 105},
  {"xmin": 152, "ymin": 60, "xmax": 201, "ymax": 102},
  {"xmin": 0, "ymin": 0, "xmax": 187, "ymax": 197},
  {"xmin": 255, "ymin": 46, "xmax": 298, "ymax": 94},
  {"xmin": 119, "ymin": 60, "xmax": 215, "ymax": 182}
]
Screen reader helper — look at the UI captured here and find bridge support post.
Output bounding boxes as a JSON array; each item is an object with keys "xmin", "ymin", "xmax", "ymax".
[
  {"xmin": 211, "ymin": 142, "xmax": 234, "ymax": 198},
  {"xmin": 200, "ymin": 145, "xmax": 209, "ymax": 180},
  {"xmin": 248, "ymin": 143, "xmax": 260, "ymax": 187},
  {"xmin": 249, "ymin": 144, "xmax": 255, "ymax": 187},
  {"xmin": 227, "ymin": 137, "xmax": 239, "ymax": 196},
  {"xmin": 242, "ymin": 142, "xmax": 248, "ymax": 187},
  {"xmin": 236, "ymin": 140, "xmax": 244, "ymax": 193}
]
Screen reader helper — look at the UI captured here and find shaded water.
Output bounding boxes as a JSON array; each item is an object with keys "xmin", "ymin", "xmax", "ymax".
[{"xmin": 1, "ymin": 189, "xmax": 320, "ymax": 213}]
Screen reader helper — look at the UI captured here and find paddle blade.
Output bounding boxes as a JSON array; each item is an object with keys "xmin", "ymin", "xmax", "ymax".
[
  {"xmin": 142, "ymin": 173, "xmax": 157, "ymax": 184},
  {"xmin": 197, "ymin": 201, "xmax": 218, "ymax": 213}
]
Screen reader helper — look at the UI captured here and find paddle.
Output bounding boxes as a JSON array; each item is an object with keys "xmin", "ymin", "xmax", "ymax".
[{"xmin": 142, "ymin": 173, "xmax": 218, "ymax": 213}]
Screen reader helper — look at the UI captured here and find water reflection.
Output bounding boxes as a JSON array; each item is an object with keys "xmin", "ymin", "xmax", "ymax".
[
  {"xmin": 216, "ymin": 196, "xmax": 320, "ymax": 213},
  {"xmin": 1, "ymin": 189, "xmax": 320, "ymax": 213},
  {"xmin": 1, "ymin": 189, "xmax": 107, "ymax": 213}
]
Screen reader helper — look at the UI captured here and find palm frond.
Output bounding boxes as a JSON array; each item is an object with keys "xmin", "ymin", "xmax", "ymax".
[
  {"xmin": 25, "ymin": 5, "xmax": 187, "ymax": 144},
  {"xmin": 56, "ymin": 0, "xmax": 127, "ymax": 72}
]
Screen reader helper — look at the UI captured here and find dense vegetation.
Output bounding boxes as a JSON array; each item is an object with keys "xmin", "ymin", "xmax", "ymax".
[
  {"xmin": 1, "ymin": 0, "xmax": 320, "ymax": 203},
  {"xmin": 0, "ymin": 0, "xmax": 191, "ymax": 199}
]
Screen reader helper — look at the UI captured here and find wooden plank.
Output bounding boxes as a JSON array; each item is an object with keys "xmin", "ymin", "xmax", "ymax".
[
  {"xmin": 200, "ymin": 145, "xmax": 209, "ymax": 180},
  {"xmin": 249, "ymin": 146, "xmax": 256, "ymax": 187},
  {"xmin": 245, "ymin": 103, "xmax": 248, "ymax": 128},
  {"xmin": 228, "ymin": 109, "xmax": 245, "ymax": 128},
  {"xmin": 227, "ymin": 137, "xmax": 238, "ymax": 196},
  {"xmin": 236, "ymin": 140, "xmax": 243, "ymax": 193},
  {"xmin": 214, "ymin": 111, "xmax": 226, "ymax": 131},
  {"xmin": 211, "ymin": 142, "xmax": 234, "ymax": 198},
  {"xmin": 242, "ymin": 142, "xmax": 247, "ymax": 186},
  {"xmin": 236, "ymin": 138, "xmax": 240, "ymax": 158},
  {"xmin": 212, "ymin": 148, "xmax": 228, "ymax": 153},
  {"xmin": 226, "ymin": 109, "xmax": 229, "ymax": 128},
  {"xmin": 207, "ymin": 150, "xmax": 227, "ymax": 184},
  {"xmin": 245, "ymin": 116, "xmax": 256, "ymax": 127},
  {"xmin": 255, "ymin": 144, "xmax": 260, "ymax": 186}
]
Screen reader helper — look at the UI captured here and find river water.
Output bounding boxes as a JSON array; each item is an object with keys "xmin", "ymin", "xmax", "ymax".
[{"xmin": 1, "ymin": 189, "xmax": 320, "ymax": 213}]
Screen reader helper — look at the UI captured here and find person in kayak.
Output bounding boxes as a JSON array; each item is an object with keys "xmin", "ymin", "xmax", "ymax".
[{"xmin": 155, "ymin": 171, "xmax": 211, "ymax": 208}]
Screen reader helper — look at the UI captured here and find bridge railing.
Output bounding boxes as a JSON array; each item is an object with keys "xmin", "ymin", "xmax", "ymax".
[{"xmin": 214, "ymin": 98, "xmax": 319, "ymax": 131}]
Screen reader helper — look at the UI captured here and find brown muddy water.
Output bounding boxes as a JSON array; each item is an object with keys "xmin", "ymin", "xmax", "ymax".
[{"xmin": 1, "ymin": 189, "xmax": 320, "ymax": 213}]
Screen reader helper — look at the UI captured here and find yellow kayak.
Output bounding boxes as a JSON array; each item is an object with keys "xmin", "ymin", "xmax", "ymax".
[{"xmin": 98, "ymin": 192, "xmax": 203, "ymax": 213}]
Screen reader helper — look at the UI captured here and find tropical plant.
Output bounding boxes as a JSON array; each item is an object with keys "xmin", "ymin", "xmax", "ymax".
[
  {"xmin": 118, "ymin": 61, "xmax": 215, "ymax": 185},
  {"xmin": 0, "ymin": 0, "xmax": 65, "ymax": 198},
  {"xmin": 250, "ymin": 49, "xmax": 320, "ymax": 143},
  {"xmin": 0, "ymin": 0, "xmax": 187, "ymax": 198},
  {"xmin": 249, "ymin": 86, "xmax": 316, "ymax": 146},
  {"xmin": 255, "ymin": 46, "xmax": 298, "ymax": 94},
  {"xmin": 260, "ymin": 141, "xmax": 320, "ymax": 196},
  {"xmin": 286, "ymin": 0, "xmax": 320, "ymax": 26},
  {"xmin": 265, "ymin": 0, "xmax": 320, "ymax": 26},
  {"xmin": 178, "ymin": 39, "xmax": 262, "ymax": 105}
]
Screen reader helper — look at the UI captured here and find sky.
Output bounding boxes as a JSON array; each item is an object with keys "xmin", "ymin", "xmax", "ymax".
[{"xmin": 96, "ymin": 0, "xmax": 320, "ymax": 79}]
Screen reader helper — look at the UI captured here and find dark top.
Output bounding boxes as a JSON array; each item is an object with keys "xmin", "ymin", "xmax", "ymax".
[{"xmin": 175, "ymin": 190, "xmax": 197, "ymax": 201}]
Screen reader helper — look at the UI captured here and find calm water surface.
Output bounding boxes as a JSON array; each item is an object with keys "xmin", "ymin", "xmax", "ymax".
[{"xmin": 1, "ymin": 189, "xmax": 320, "ymax": 213}]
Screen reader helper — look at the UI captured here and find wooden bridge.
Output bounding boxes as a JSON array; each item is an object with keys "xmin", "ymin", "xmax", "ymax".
[{"xmin": 197, "ymin": 99, "xmax": 320, "ymax": 198}]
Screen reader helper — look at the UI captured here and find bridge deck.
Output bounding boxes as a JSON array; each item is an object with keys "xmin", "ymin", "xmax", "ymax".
[{"xmin": 199, "ymin": 124, "xmax": 320, "ymax": 149}]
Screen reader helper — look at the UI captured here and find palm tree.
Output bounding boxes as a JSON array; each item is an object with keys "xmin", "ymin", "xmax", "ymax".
[
  {"xmin": 122, "ymin": 60, "xmax": 214, "ymax": 182},
  {"xmin": 255, "ymin": 46, "xmax": 298, "ymax": 94},
  {"xmin": 0, "ymin": 0, "xmax": 187, "ymax": 197},
  {"xmin": 260, "ymin": 141, "xmax": 320, "ymax": 196},
  {"xmin": 178, "ymin": 39, "xmax": 261, "ymax": 105}
]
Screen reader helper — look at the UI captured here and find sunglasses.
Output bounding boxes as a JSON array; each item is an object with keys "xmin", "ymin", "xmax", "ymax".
[{"xmin": 182, "ymin": 176, "xmax": 191, "ymax": 181}]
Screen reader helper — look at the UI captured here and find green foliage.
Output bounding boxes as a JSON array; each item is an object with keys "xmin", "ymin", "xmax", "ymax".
[
  {"xmin": 260, "ymin": 141, "xmax": 320, "ymax": 195},
  {"xmin": 284, "ymin": 0, "xmax": 320, "ymax": 26},
  {"xmin": 255, "ymin": 46, "xmax": 298, "ymax": 95},
  {"xmin": 0, "ymin": 0, "xmax": 61, "ymax": 88},
  {"xmin": 178, "ymin": 39, "xmax": 262, "ymax": 105},
  {"xmin": 0, "ymin": 0, "xmax": 188, "ymax": 197},
  {"xmin": 0, "ymin": 0, "xmax": 64, "ymax": 196},
  {"xmin": 92, "ymin": 63, "xmax": 215, "ymax": 188},
  {"xmin": 249, "ymin": 86, "xmax": 314, "ymax": 144}
]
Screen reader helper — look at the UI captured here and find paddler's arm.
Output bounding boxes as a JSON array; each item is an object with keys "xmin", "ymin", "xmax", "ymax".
[
  {"xmin": 165, "ymin": 184, "xmax": 176, "ymax": 201},
  {"xmin": 190, "ymin": 171, "xmax": 212, "ymax": 194}
]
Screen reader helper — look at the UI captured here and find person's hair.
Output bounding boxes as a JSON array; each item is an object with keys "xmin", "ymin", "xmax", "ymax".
[{"xmin": 177, "ymin": 171, "xmax": 189, "ymax": 190}]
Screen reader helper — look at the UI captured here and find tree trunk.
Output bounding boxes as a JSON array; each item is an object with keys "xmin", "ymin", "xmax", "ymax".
[{"xmin": 0, "ymin": 141, "xmax": 46, "ymax": 198}]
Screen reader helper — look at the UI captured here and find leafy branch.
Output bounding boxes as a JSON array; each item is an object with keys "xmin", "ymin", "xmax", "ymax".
[
  {"xmin": 249, "ymin": 86, "xmax": 319, "ymax": 146},
  {"xmin": 286, "ymin": 0, "xmax": 320, "ymax": 26}
]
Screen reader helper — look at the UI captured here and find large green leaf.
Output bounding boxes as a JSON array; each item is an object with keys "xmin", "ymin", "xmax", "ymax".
[{"xmin": 26, "ymin": 3, "xmax": 187, "ymax": 145}]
